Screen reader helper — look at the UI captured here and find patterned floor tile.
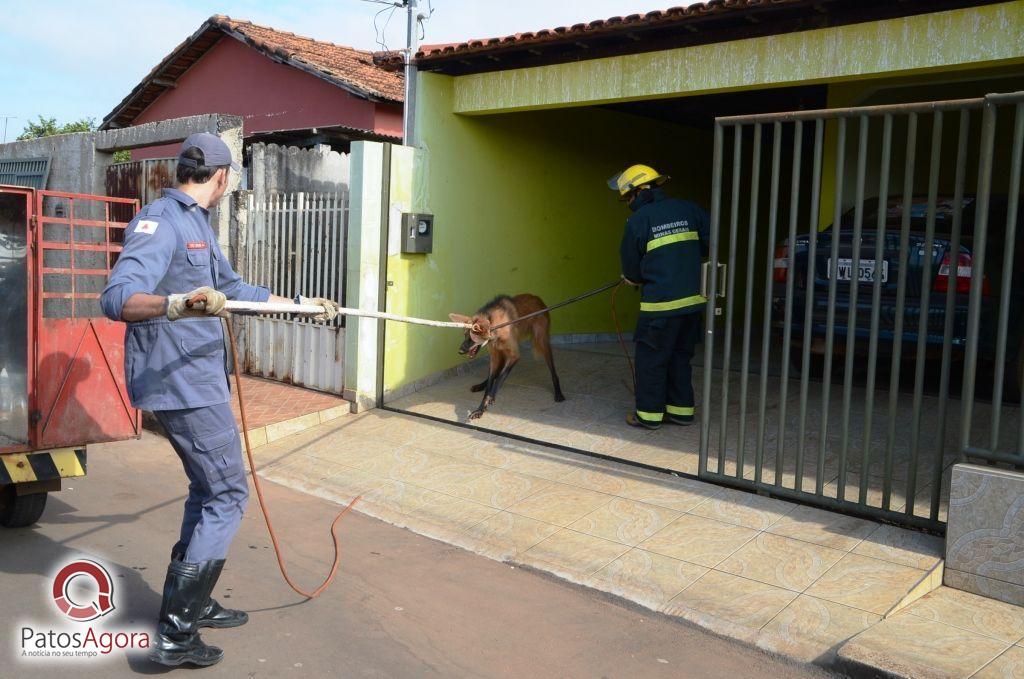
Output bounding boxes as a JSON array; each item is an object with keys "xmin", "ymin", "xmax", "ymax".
[
  {"xmin": 664, "ymin": 570, "xmax": 798, "ymax": 629},
  {"xmin": 838, "ymin": 614, "xmax": 1009, "ymax": 679},
  {"xmin": 614, "ymin": 476, "xmax": 723, "ymax": 513},
  {"xmin": 589, "ymin": 549, "xmax": 707, "ymax": 610},
  {"xmin": 718, "ymin": 533, "xmax": 847, "ymax": 592},
  {"xmin": 560, "ymin": 467, "xmax": 641, "ymax": 496},
  {"xmin": 405, "ymin": 455, "xmax": 493, "ymax": 493},
  {"xmin": 639, "ymin": 514, "xmax": 758, "ymax": 567},
  {"xmin": 852, "ymin": 523, "xmax": 944, "ymax": 570},
  {"xmin": 523, "ymin": 529, "xmax": 630, "ymax": 579},
  {"xmin": 975, "ymin": 646, "xmax": 1024, "ymax": 679},
  {"xmin": 442, "ymin": 468, "xmax": 551, "ymax": 509},
  {"xmin": 765, "ymin": 504, "xmax": 878, "ymax": 551},
  {"xmin": 503, "ymin": 451, "xmax": 589, "ymax": 481},
  {"xmin": 506, "ymin": 483, "xmax": 613, "ymax": 526},
  {"xmin": 902, "ymin": 587, "xmax": 1024, "ymax": 644},
  {"xmin": 359, "ymin": 479, "xmax": 437, "ymax": 516},
  {"xmin": 760, "ymin": 595, "xmax": 880, "ymax": 659},
  {"xmin": 415, "ymin": 427, "xmax": 514, "ymax": 468},
  {"xmin": 462, "ymin": 511, "xmax": 560, "ymax": 559},
  {"xmin": 410, "ymin": 492, "xmax": 500, "ymax": 532},
  {"xmin": 804, "ymin": 553, "xmax": 929, "ymax": 615},
  {"xmin": 315, "ymin": 467, "xmax": 387, "ymax": 504},
  {"xmin": 689, "ymin": 487, "xmax": 796, "ymax": 530},
  {"xmin": 569, "ymin": 497, "xmax": 681, "ymax": 546}
]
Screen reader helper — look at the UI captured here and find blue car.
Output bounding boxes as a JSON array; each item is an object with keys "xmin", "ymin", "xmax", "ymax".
[{"xmin": 772, "ymin": 195, "xmax": 1023, "ymax": 399}]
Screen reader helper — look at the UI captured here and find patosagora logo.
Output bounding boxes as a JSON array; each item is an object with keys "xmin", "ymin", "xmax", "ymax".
[
  {"xmin": 17, "ymin": 556, "xmax": 149, "ymax": 661},
  {"xmin": 51, "ymin": 559, "xmax": 116, "ymax": 622}
]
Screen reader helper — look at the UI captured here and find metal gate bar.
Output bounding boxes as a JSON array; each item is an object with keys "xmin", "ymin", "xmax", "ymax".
[
  {"xmin": 961, "ymin": 92, "xmax": 1024, "ymax": 466},
  {"xmin": 700, "ymin": 93, "xmax": 1024, "ymax": 530}
]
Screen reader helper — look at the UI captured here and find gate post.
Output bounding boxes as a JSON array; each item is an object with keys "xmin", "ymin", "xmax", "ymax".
[{"xmin": 344, "ymin": 142, "xmax": 388, "ymax": 411}]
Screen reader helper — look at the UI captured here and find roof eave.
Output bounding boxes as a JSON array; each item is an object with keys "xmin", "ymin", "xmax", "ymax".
[{"xmin": 100, "ymin": 20, "xmax": 402, "ymax": 131}]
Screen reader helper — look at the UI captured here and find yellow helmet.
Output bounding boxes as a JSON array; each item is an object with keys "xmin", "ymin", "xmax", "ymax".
[{"xmin": 607, "ymin": 164, "xmax": 669, "ymax": 199}]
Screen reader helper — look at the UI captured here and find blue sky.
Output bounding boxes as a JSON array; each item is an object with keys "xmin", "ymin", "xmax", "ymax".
[{"xmin": 0, "ymin": 0, "xmax": 674, "ymax": 141}]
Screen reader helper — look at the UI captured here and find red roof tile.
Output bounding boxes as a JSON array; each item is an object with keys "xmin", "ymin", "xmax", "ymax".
[
  {"xmin": 211, "ymin": 16, "xmax": 404, "ymax": 102},
  {"xmin": 102, "ymin": 15, "xmax": 403, "ymax": 129},
  {"xmin": 412, "ymin": 0, "xmax": 801, "ymax": 60}
]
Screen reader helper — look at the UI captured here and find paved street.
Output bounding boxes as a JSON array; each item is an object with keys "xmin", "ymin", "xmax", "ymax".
[{"xmin": 0, "ymin": 430, "xmax": 828, "ymax": 678}]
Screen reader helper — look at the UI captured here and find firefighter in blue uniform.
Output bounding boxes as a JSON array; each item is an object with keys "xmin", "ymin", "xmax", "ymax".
[
  {"xmin": 608, "ymin": 164, "xmax": 709, "ymax": 429},
  {"xmin": 101, "ymin": 133, "xmax": 339, "ymax": 668}
]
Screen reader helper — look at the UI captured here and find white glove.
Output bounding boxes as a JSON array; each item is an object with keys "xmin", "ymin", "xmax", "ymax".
[
  {"xmin": 167, "ymin": 287, "xmax": 227, "ymax": 320},
  {"xmin": 296, "ymin": 295, "xmax": 340, "ymax": 322}
]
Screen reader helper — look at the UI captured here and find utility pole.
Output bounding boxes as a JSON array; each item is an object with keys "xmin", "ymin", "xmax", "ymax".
[
  {"xmin": 402, "ymin": 0, "xmax": 419, "ymax": 146},
  {"xmin": 1, "ymin": 116, "xmax": 15, "ymax": 143}
]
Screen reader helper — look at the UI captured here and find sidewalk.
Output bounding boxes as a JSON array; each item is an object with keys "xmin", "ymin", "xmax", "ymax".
[
  {"xmin": 227, "ymin": 375, "xmax": 349, "ymax": 446},
  {"xmin": 246, "ymin": 408, "xmax": 1024, "ymax": 676}
]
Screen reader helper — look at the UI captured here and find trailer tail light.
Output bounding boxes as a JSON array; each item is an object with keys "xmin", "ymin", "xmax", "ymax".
[
  {"xmin": 934, "ymin": 251, "xmax": 990, "ymax": 296},
  {"xmin": 773, "ymin": 245, "xmax": 789, "ymax": 283}
]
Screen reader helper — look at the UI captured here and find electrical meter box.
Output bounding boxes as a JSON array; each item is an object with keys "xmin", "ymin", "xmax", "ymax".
[{"xmin": 401, "ymin": 213, "xmax": 433, "ymax": 254}]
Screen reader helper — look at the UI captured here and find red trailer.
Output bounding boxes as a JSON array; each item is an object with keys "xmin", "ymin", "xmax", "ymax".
[{"xmin": 0, "ymin": 186, "xmax": 140, "ymax": 527}]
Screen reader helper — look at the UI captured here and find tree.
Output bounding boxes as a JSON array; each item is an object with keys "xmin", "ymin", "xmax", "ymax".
[
  {"xmin": 17, "ymin": 116, "xmax": 97, "ymax": 140},
  {"xmin": 17, "ymin": 116, "xmax": 131, "ymax": 162}
]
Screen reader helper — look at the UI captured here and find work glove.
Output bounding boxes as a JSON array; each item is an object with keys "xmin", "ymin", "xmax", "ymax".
[
  {"xmin": 167, "ymin": 286, "xmax": 228, "ymax": 321},
  {"xmin": 295, "ymin": 295, "xmax": 341, "ymax": 323}
]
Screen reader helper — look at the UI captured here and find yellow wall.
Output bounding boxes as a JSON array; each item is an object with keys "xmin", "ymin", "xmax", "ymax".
[{"xmin": 382, "ymin": 73, "xmax": 712, "ymax": 392}]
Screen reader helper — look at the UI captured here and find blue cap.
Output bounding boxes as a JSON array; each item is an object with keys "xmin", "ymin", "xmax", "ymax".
[{"xmin": 178, "ymin": 133, "xmax": 240, "ymax": 172}]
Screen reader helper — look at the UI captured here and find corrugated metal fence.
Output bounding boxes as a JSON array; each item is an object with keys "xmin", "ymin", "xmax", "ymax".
[
  {"xmin": 104, "ymin": 158, "xmax": 176, "ymax": 222},
  {"xmin": 237, "ymin": 192, "xmax": 347, "ymax": 394}
]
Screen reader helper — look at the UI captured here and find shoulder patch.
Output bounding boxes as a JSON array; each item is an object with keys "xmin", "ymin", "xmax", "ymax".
[{"xmin": 135, "ymin": 220, "xmax": 159, "ymax": 235}]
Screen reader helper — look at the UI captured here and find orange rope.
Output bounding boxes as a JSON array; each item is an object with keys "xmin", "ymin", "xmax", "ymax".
[{"xmin": 226, "ymin": 320, "xmax": 360, "ymax": 599}]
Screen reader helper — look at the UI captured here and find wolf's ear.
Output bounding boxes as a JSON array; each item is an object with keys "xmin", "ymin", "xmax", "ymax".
[
  {"xmin": 471, "ymin": 323, "xmax": 483, "ymax": 334},
  {"xmin": 449, "ymin": 313, "xmax": 471, "ymax": 324}
]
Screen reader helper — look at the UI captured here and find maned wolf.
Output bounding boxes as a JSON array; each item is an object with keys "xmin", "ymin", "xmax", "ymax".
[{"xmin": 449, "ymin": 294, "xmax": 565, "ymax": 420}]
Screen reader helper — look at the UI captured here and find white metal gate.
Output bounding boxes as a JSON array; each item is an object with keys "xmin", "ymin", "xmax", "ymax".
[{"xmin": 237, "ymin": 192, "xmax": 347, "ymax": 393}]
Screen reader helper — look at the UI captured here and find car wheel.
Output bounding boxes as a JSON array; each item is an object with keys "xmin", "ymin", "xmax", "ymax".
[
  {"xmin": 789, "ymin": 346, "xmax": 825, "ymax": 379},
  {"xmin": 0, "ymin": 489, "xmax": 48, "ymax": 528},
  {"xmin": 1006, "ymin": 337, "xmax": 1024, "ymax": 404}
]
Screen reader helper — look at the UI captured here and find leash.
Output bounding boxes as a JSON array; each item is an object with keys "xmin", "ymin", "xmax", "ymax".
[
  {"xmin": 489, "ymin": 279, "xmax": 623, "ymax": 331},
  {"xmin": 610, "ymin": 282, "xmax": 638, "ymax": 394},
  {"xmin": 184, "ymin": 281, "xmax": 634, "ymax": 600}
]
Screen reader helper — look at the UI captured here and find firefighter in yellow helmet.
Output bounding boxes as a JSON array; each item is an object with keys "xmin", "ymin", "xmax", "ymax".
[{"xmin": 608, "ymin": 164, "xmax": 710, "ymax": 429}]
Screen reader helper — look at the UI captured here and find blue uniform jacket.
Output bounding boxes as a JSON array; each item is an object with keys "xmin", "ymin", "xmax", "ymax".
[
  {"xmin": 101, "ymin": 188, "xmax": 270, "ymax": 411},
  {"xmin": 620, "ymin": 188, "xmax": 710, "ymax": 317}
]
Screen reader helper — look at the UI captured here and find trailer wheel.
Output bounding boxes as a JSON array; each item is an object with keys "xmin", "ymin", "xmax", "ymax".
[{"xmin": 0, "ymin": 489, "xmax": 48, "ymax": 528}]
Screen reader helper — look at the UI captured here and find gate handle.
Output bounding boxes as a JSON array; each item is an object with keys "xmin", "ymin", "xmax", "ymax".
[{"xmin": 701, "ymin": 262, "xmax": 728, "ymax": 299}]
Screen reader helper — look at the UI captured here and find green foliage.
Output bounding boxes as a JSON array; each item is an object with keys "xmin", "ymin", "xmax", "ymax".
[
  {"xmin": 17, "ymin": 116, "xmax": 97, "ymax": 140},
  {"xmin": 112, "ymin": 150, "xmax": 131, "ymax": 163}
]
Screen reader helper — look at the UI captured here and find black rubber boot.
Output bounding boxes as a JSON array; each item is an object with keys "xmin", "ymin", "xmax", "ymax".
[
  {"xmin": 199, "ymin": 560, "xmax": 249, "ymax": 629},
  {"xmin": 170, "ymin": 548, "xmax": 248, "ymax": 629},
  {"xmin": 148, "ymin": 560, "xmax": 224, "ymax": 667}
]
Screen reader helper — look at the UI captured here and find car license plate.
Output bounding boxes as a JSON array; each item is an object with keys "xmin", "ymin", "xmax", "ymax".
[{"xmin": 829, "ymin": 258, "xmax": 888, "ymax": 283}]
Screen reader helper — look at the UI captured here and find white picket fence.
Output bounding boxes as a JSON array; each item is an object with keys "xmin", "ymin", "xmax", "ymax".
[{"xmin": 237, "ymin": 192, "xmax": 347, "ymax": 394}]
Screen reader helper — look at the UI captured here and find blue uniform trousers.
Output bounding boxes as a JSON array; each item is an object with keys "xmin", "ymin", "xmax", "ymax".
[
  {"xmin": 634, "ymin": 314, "xmax": 702, "ymax": 424},
  {"xmin": 154, "ymin": 402, "xmax": 249, "ymax": 563}
]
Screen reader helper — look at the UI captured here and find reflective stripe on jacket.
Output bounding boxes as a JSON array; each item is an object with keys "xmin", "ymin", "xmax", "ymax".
[{"xmin": 619, "ymin": 188, "xmax": 710, "ymax": 317}]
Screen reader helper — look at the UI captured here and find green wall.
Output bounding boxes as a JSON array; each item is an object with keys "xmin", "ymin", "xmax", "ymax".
[
  {"xmin": 450, "ymin": 1, "xmax": 1024, "ymax": 115},
  {"xmin": 382, "ymin": 72, "xmax": 712, "ymax": 392}
]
